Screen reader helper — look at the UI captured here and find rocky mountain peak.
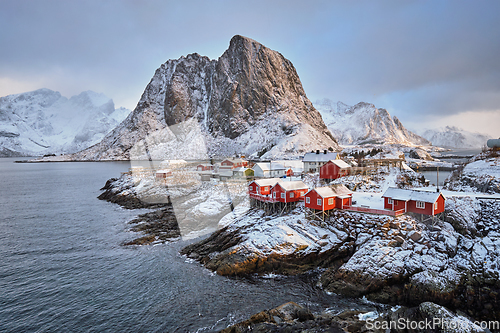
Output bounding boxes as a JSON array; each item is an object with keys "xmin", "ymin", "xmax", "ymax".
[
  {"xmin": 0, "ymin": 89, "xmax": 130, "ymax": 157},
  {"xmin": 66, "ymin": 35, "xmax": 338, "ymax": 161},
  {"xmin": 314, "ymin": 99, "xmax": 430, "ymax": 146}
]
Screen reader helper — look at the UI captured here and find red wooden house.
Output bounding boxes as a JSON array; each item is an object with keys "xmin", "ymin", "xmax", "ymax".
[
  {"xmin": 156, "ymin": 169, "xmax": 172, "ymax": 178},
  {"xmin": 270, "ymin": 181, "xmax": 309, "ymax": 203},
  {"xmin": 221, "ymin": 158, "xmax": 248, "ymax": 169},
  {"xmin": 382, "ymin": 187, "xmax": 445, "ymax": 216},
  {"xmin": 196, "ymin": 163, "xmax": 214, "ymax": 171},
  {"xmin": 248, "ymin": 178, "xmax": 282, "ymax": 202},
  {"xmin": 304, "ymin": 184, "xmax": 353, "ymax": 212},
  {"xmin": 320, "ymin": 160, "xmax": 351, "ymax": 180}
]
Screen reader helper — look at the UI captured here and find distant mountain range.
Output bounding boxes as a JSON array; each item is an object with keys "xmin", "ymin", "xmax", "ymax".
[
  {"xmin": 420, "ymin": 126, "xmax": 490, "ymax": 149},
  {"xmin": 7, "ymin": 37, "xmax": 487, "ymax": 160},
  {"xmin": 63, "ymin": 35, "xmax": 339, "ymax": 161},
  {"xmin": 0, "ymin": 89, "xmax": 130, "ymax": 157},
  {"xmin": 314, "ymin": 99, "xmax": 430, "ymax": 146}
]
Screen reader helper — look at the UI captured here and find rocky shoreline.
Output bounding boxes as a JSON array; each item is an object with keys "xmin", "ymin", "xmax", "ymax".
[
  {"xmin": 98, "ymin": 176, "xmax": 170, "ymax": 209},
  {"xmin": 182, "ymin": 201, "xmax": 500, "ymax": 323},
  {"xmin": 222, "ymin": 301, "xmax": 491, "ymax": 332},
  {"xmin": 124, "ymin": 206, "xmax": 180, "ymax": 245},
  {"xmin": 97, "ymin": 175, "xmax": 178, "ymax": 245},
  {"xmin": 96, "ymin": 155, "xmax": 500, "ymax": 328}
]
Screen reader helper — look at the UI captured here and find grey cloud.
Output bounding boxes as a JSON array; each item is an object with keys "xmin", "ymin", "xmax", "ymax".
[{"xmin": 0, "ymin": 0, "xmax": 499, "ymax": 124}]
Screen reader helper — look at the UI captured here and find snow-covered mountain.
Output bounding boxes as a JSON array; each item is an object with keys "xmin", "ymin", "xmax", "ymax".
[
  {"xmin": 0, "ymin": 89, "xmax": 130, "ymax": 156},
  {"xmin": 314, "ymin": 99, "xmax": 430, "ymax": 146},
  {"xmin": 64, "ymin": 35, "xmax": 338, "ymax": 161},
  {"xmin": 420, "ymin": 126, "xmax": 490, "ymax": 148}
]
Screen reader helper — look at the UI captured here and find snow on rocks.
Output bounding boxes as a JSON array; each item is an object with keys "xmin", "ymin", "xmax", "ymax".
[
  {"xmin": 98, "ymin": 168, "xmax": 247, "ymax": 240},
  {"xmin": 445, "ymin": 151, "xmax": 500, "ymax": 194}
]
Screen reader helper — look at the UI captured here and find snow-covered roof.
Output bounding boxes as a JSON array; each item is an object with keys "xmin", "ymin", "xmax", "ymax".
[
  {"xmin": 302, "ymin": 152, "xmax": 339, "ymax": 162},
  {"xmin": 382, "ymin": 187, "xmax": 444, "ymax": 203},
  {"xmin": 251, "ymin": 178, "xmax": 282, "ymax": 187},
  {"xmin": 253, "ymin": 162, "xmax": 285, "ymax": 171},
  {"xmin": 197, "ymin": 163, "xmax": 213, "ymax": 167},
  {"xmin": 306, "ymin": 184, "xmax": 352, "ymax": 198},
  {"xmin": 276, "ymin": 180, "xmax": 308, "ymax": 191},
  {"xmin": 312, "ymin": 187, "xmax": 336, "ymax": 198},
  {"xmin": 328, "ymin": 159, "xmax": 351, "ymax": 169},
  {"xmin": 329, "ymin": 184, "xmax": 353, "ymax": 197},
  {"xmin": 222, "ymin": 158, "xmax": 247, "ymax": 164},
  {"xmin": 156, "ymin": 169, "xmax": 171, "ymax": 173}
]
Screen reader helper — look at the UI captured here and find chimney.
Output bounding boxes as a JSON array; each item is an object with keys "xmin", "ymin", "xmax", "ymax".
[
  {"xmin": 324, "ymin": 149, "xmax": 327, "ymax": 154},
  {"xmin": 316, "ymin": 150, "xmax": 320, "ymax": 154}
]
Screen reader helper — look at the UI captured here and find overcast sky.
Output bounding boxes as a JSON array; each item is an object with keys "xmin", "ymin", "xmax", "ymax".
[{"xmin": 1, "ymin": 0, "xmax": 499, "ymax": 137}]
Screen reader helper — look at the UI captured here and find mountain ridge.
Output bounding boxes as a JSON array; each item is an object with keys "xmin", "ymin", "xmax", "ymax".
[
  {"xmin": 420, "ymin": 126, "xmax": 490, "ymax": 148},
  {"xmin": 64, "ymin": 35, "xmax": 339, "ymax": 161},
  {"xmin": 0, "ymin": 89, "xmax": 130, "ymax": 157},
  {"xmin": 314, "ymin": 99, "xmax": 430, "ymax": 146}
]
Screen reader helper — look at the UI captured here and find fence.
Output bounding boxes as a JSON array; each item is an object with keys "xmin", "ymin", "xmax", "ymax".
[{"xmin": 343, "ymin": 206, "xmax": 405, "ymax": 216}]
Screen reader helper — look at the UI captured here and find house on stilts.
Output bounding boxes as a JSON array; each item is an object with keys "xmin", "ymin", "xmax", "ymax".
[
  {"xmin": 382, "ymin": 187, "xmax": 445, "ymax": 219},
  {"xmin": 304, "ymin": 184, "xmax": 353, "ymax": 220},
  {"xmin": 269, "ymin": 180, "xmax": 309, "ymax": 215}
]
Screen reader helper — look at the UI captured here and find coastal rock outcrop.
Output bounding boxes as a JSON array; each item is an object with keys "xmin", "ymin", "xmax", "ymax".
[
  {"xmin": 183, "ymin": 198, "xmax": 500, "ymax": 322},
  {"xmin": 220, "ymin": 301, "xmax": 489, "ymax": 333}
]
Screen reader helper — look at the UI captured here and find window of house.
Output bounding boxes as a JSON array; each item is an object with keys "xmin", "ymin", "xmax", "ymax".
[
  {"xmin": 388, "ymin": 198, "xmax": 393, "ymax": 204},
  {"xmin": 281, "ymin": 193, "xmax": 285, "ymax": 198},
  {"xmin": 317, "ymin": 198, "xmax": 322, "ymax": 206},
  {"xmin": 273, "ymin": 192, "xmax": 276, "ymax": 198},
  {"xmin": 306, "ymin": 197, "xmax": 310, "ymax": 204},
  {"xmin": 290, "ymin": 192, "xmax": 294, "ymax": 198},
  {"xmin": 328, "ymin": 198, "xmax": 333, "ymax": 205},
  {"xmin": 416, "ymin": 201, "xmax": 425, "ymax": 209},
  {"xmin": 434, "ymin": 202, "xmax": 438, "ymax": 210}
]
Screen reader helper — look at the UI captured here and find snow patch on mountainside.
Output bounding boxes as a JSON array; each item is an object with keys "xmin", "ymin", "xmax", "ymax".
[
  {"xmin": 420, "ymin": 126, "xmax": 491, "ymax": 148},
  {"xmin": 0, "ymin": 88, "xmax": 130, "ymax": 156},
  {"xmin": 314, "ymin": 99, "xmax": 430, "ymax": 146}
]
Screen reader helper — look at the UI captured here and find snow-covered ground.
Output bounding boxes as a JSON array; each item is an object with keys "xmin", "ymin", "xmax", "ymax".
[
  {"xmin": 445, "ymin": 152, "xmax": 500, "ymax": 194},
  {"xmin": 104, "ymin": 167, "xmax": 248, "ymax": 240},
  {"xmin": 220, "ymin": 203, "xmax": 347, "ymax": 257}
]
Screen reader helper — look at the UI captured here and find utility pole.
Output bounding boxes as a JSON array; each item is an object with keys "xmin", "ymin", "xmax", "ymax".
[{"xmin": 436, "ymin": 166, "xmax": 439, "ymax": 192}]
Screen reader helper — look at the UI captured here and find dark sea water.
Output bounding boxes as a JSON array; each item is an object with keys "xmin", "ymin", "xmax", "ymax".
[{"xmin": 0, "ymin": 158, "xmax": 374, "ymax": 332}]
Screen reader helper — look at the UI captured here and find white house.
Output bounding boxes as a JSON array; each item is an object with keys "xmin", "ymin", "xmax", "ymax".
[
  {"xmin": 302, "ymin": 151, "xmax": 339, "ymax": 173},
  {"xmin": 252, "ymin": 162, "xmax": 286, "ymax": 178}
]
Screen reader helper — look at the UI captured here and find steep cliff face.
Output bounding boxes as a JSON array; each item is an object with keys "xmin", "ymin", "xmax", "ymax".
[
  {"xmin": 315, "ymin": 99, "xmax": 430, "ymax": 146},
  {"xmin": 69, "ymin": 35, "xmax": 338, "ymax": 161}
]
